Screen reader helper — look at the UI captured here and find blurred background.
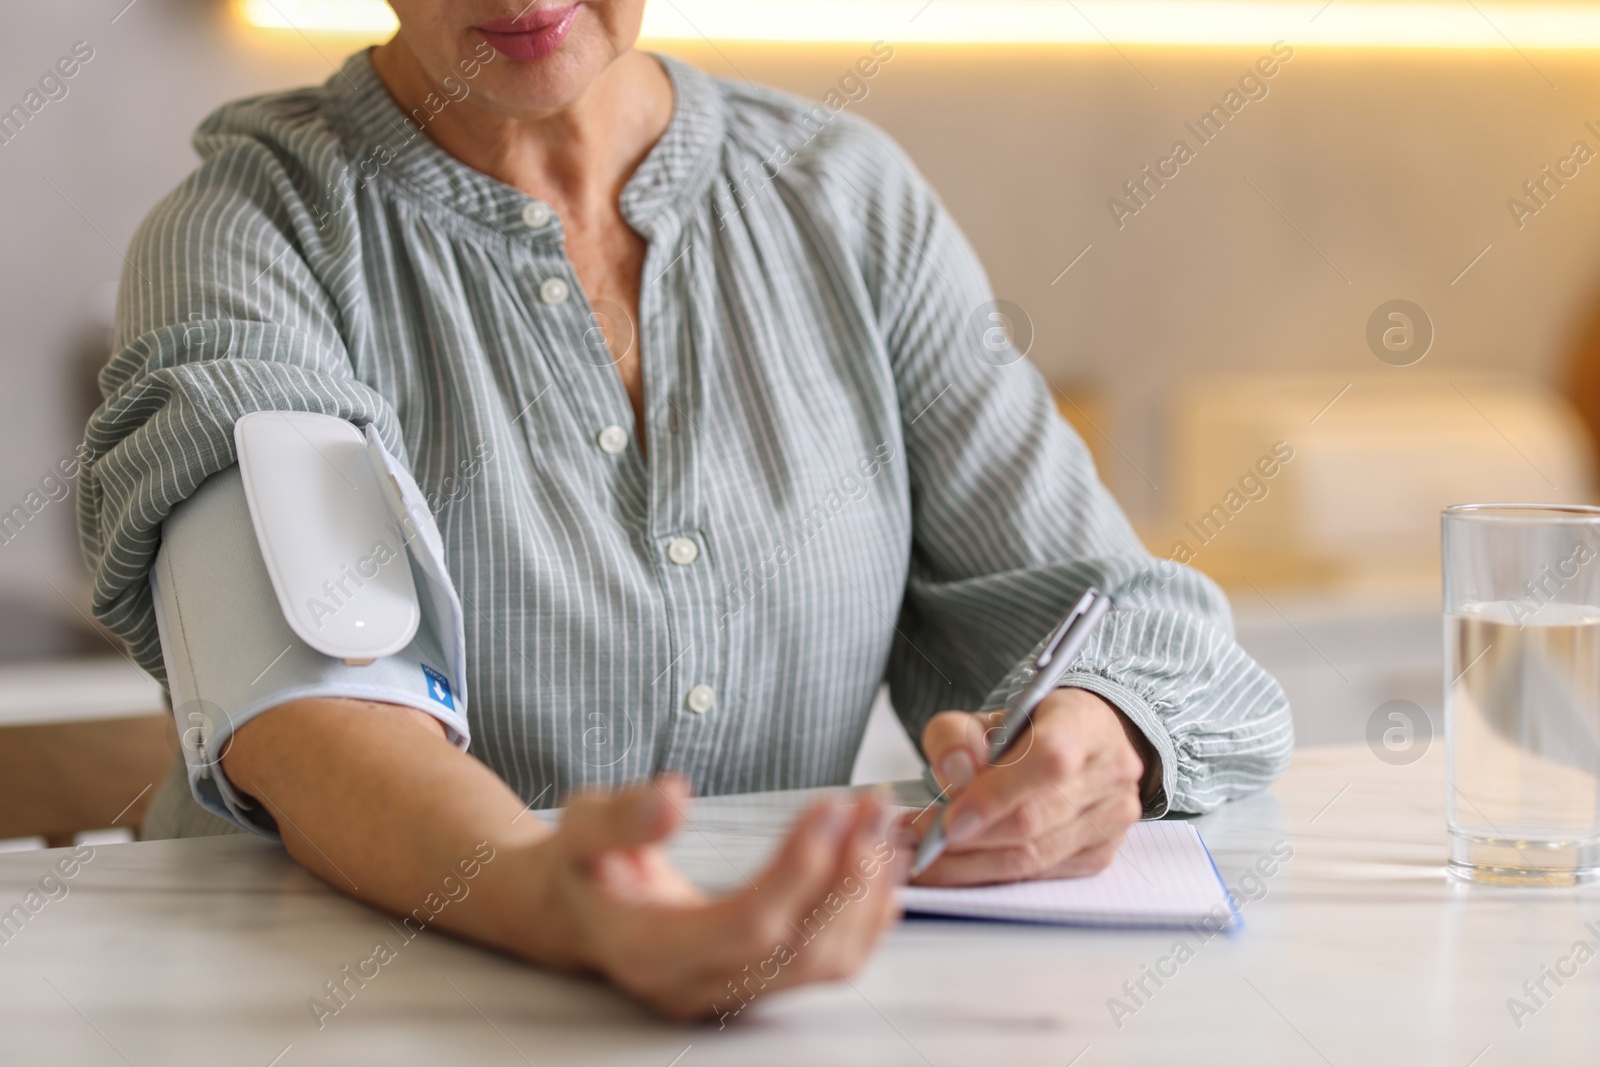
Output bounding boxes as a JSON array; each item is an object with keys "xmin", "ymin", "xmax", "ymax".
[{"xmin": 5, "ymin": 0, "xmax": 1600, "ymax": 843}]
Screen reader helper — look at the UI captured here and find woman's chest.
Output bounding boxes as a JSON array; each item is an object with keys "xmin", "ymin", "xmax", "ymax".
[
  {"xmin": 347, "ymin": 203, "xmax": 913, "ymax": 607},
  {"xmin": 560, "ymin": 210, "xmax": 649, "ymax": 447}
]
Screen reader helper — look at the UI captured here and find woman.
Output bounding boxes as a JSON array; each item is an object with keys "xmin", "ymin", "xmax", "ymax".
[{"xmin": 78, "ymin": 0, "xmax": 1292, "ymax": 1019}]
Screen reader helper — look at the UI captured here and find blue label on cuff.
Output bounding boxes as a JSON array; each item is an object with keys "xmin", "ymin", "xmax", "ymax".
[{"xmin": 422, "ymin": 665, "xmax": 455, "ymax": 710}]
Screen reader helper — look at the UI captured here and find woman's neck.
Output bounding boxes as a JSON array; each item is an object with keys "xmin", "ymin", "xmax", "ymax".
[{"xmin": 369, "ymin": 40, "xmax": 673, "ymax": 222}]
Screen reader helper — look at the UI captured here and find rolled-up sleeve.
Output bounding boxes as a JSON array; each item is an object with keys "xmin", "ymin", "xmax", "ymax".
[
  {"xmin": 77, "ymin": 112, "xmax": 403, "ymax": 685},
  {"xmin": 840, "ymin": 129, "xmax": 1294, "ymax": 815}
]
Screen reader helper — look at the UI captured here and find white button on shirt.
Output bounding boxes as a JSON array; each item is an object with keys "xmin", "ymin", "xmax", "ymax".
[
  {"xmin": 539, "ymin": 277, "xmax": 569, "ymax": 306},
  {"xmin": 667, "ymin": 537, "xmax": 699, "ymax": 565},
  {"xmin": 685, "ymin": 684, "xmax": 715, "ymax": 713},
  {"xmin": 521, "ymin": 201, "xmax": 552, "ymax": 228},
  {"xmin": 596, "ymin": 425, "xmax": 628, "ymax": 454}
]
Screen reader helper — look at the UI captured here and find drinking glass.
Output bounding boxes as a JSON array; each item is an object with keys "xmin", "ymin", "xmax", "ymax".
[{"xmin": 1443, "ymin": 504, "xmax": 1600, "ymax": 885}]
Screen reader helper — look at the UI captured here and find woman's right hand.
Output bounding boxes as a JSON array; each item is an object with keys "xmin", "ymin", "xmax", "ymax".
[{"xmin": 521, "ymin": 775, "xmax": 907, "ymax": 1021}]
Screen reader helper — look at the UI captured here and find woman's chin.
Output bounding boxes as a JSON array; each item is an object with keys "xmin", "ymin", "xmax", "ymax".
[{"xmin": 467, "ymin": 40, "xmax": 619, "ymax": 114}]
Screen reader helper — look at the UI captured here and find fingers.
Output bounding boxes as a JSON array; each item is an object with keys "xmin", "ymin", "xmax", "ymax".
[
  {"xmin": 784, "ymin": 814, "xmax": 904, "ymax": 982},
  {"xmin": 908, "ymin": 691, "xmax": 1148, "ymax": 887},
  {"xmin": 939, "ymin": 701, "xmax": 1142, "ymax": 850},
  {"xmin": 730, "ymin": 794, "xmax": 898, "ymax": 940},
  {"xmin": 733, "ymin": 798, "xmax": 863, "ymax": 934},
  {"xmin": 660, "ymin": 794, "xmax": 904, "ymax": 1017},
  {"xmin": 558, "ymin": 786, "xmax": 907, "ymax": 1021},
  {"xmin": 723, "ymin": 795, "xmax": 904, "ymax": 990},
  {"xmin": 920, "ymin": 710, "xmax": 995, "ymax": 793},
  {"xmin": 558, "ymin": 774, "xmax": 688, "ymax": 866},
  {"xmin": 960, "ymin": 745, "xmax": 1132, "ymax": 849},
  {"xmin": 937, "ymin": 723, "xmax": 1086, "ymax": 847},
  {"xmin": 911, "ymin": 789, "xmax": 1139, "ymax": 886}
]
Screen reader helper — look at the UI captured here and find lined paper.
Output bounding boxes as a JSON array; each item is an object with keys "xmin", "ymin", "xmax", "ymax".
[{"xmin": 899, "ymin": 821, "xmax": 1237, "ymax": 930}]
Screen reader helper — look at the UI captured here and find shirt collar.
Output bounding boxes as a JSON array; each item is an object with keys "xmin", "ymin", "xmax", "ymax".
[{"xmin": 328, "ymin": 48, "xmax": 725, "ymax": 239}]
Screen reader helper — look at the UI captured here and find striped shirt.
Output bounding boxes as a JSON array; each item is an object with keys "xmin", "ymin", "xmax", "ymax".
[{"xmin": 77, "ymin": 49, "xmax": 1292, "ymax": 816}]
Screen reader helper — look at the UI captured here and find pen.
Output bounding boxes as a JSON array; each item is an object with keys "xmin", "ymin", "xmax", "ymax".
[{"xmin": 909, "ymin": 586, "xmax": 1113, "ymax": 877}]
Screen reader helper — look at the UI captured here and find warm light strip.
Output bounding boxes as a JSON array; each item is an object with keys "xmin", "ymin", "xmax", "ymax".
[
  {"xmin": 236, "ymin": 0, "xmax": 1600, "ymax": 49},
  {"xmin": 237, "ymin": 0, "xmax": 396, "ymax": 34},
  {"xmin": 644, "ymin": 1, "xmax": 1600, "ymax": 48}
]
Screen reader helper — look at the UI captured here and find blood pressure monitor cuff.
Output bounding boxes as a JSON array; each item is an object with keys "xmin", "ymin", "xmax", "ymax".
[{"xmin": 150, "ymin": 415, "xmax": 471, "ymax": 837}]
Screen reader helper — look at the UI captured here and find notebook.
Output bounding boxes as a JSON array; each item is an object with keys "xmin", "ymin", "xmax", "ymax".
[{"xmin": 898, "ymin": 821, "xmax": 1238, "ymax": 930}]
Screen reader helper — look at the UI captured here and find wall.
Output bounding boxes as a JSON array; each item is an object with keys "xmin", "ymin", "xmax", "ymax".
[
  {"xmin": 6, "ymin": 1, "xmax": 1600, "ymax": 614},
  {"xmin": 0, "ymin": 0, "xmax": 341, "ymax": 613},
  {"xmin": 692, "ymin": 41, "xmax": 1600, "ymax": 520}
]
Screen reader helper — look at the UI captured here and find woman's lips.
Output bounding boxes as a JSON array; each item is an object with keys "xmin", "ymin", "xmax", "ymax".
[{"xmin": 473, "ymin": 5, "xmax": 581, "ymax": 62}]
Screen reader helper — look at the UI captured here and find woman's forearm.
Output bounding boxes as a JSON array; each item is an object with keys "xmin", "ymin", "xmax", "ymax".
[
  {"xmin": 216, "ymin": 697, "xmax": 906, "ymax": 1018},
  {"xmin": 219, "ymin": 698, "xmax": 563, "ymax": 963}
]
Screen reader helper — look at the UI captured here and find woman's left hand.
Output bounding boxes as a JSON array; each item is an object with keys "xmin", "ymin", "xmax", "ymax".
[{"xmin": 908, "ymin": 688, "xmax": 1154, "ymax": 885}]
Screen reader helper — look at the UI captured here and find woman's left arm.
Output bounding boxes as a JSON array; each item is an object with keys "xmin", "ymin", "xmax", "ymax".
[{"xmin": 835, "ymin": 127, "xmax": 1294, "ymax": 883}]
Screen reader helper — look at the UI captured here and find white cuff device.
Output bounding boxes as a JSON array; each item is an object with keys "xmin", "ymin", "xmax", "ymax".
[
  {"xmin": 150, "ymin": 413, "xmax": 471, "ymax": 835},
  {"xmin": 236, "ymin": 410, "xmax": 422, "ymax": 664},
  {"xmin": 233, "ymin": 411, "xmax": 468, "ymax": 688}
]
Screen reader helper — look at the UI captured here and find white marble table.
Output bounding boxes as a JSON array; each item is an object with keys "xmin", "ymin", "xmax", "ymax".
[{"xmin": 3, "ymin": 743, "xmax": 1598, "ymax": 1066}]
